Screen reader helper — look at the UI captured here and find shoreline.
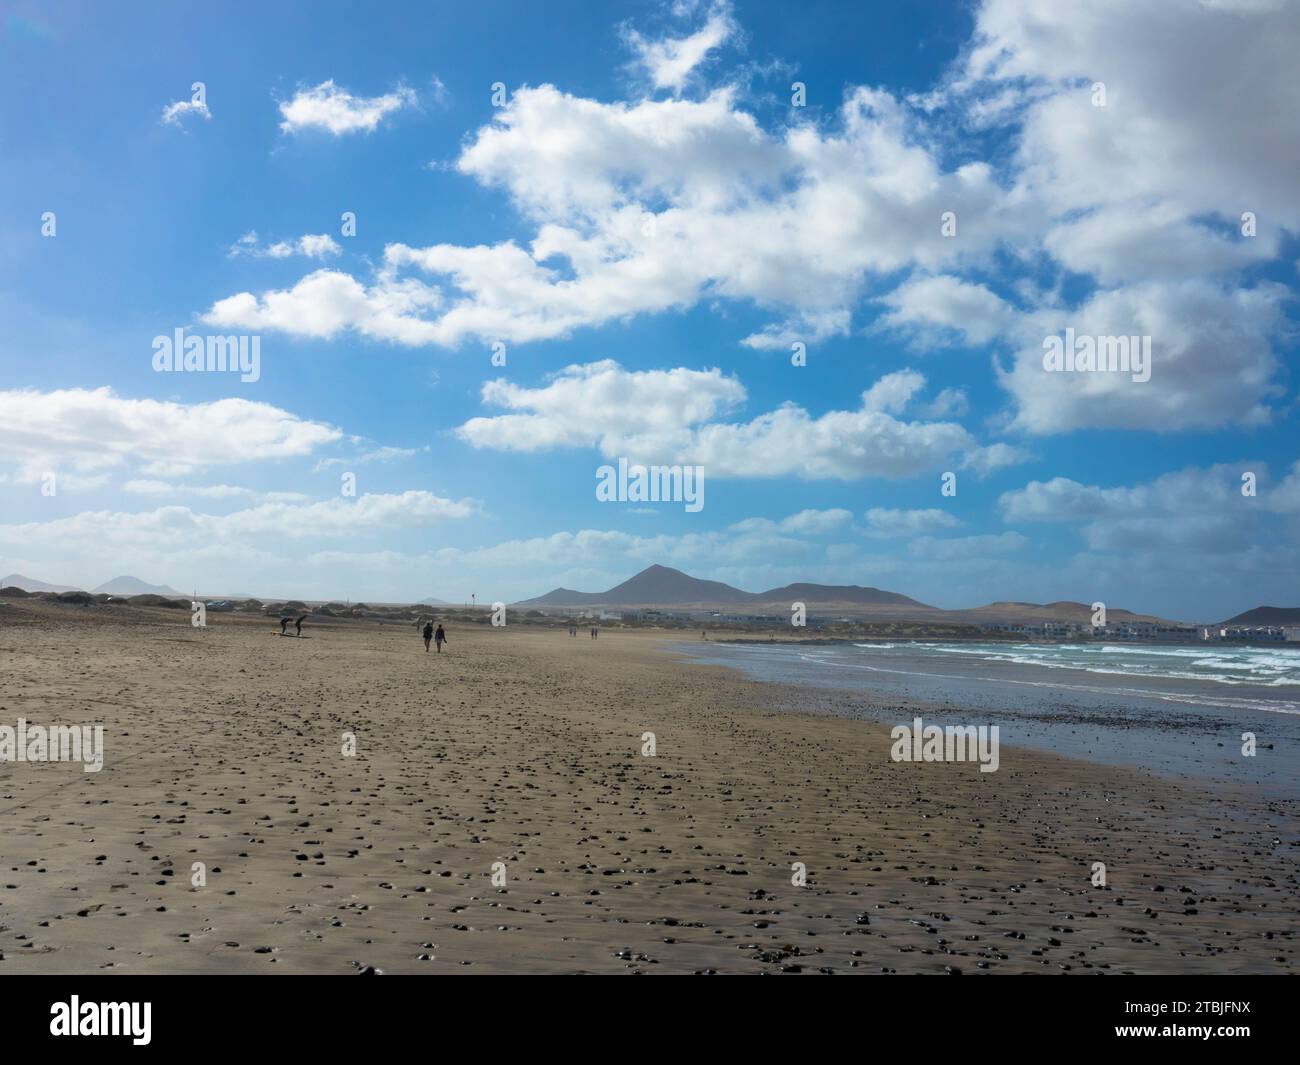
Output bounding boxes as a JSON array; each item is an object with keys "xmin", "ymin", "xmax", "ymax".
[
  {"xmin": 1, "ymin": 604, "xmax": 1295, "ymax": 974},
  {"xmin": 671, "ymin": 636, "xmax": 1300, "ymax": 798}
]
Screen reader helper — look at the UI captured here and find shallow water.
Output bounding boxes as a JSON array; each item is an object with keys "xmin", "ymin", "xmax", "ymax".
[{"xmin": 675, "ymin": 639, "xmax": 1300, "ymax": 798}]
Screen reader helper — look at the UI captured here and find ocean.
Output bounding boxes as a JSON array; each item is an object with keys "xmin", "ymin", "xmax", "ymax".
[{"xmin": 674, "ymin": 639, "xmax": 1300, "ymax": 797}]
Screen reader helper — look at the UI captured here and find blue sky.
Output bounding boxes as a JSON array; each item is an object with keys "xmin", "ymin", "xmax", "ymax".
[{"xmin": 1, "ymin": 0, "xmax": 1297, "ymax": 619}]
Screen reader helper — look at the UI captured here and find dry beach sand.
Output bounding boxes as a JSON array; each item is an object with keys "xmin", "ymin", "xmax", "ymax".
[{"xmin": 1, "ymin": 599, "xmax": 1296, "ymax": 974}]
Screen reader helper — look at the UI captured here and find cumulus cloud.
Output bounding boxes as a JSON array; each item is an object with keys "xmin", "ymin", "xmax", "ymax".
[
  {"xmin": 862, "ymin": 370, "xmax": 927, "ymax": 414},
  {"xmin": 877, "ymin": 275, "xmax": 1018, "ymax": 349},
  {"xmin": 278, "ymin": 80, "xmax": 417, "ymax": 135},
  {"xmin": 625, "ymin": 2, "xmax": 736, "ymax": 92},
  {"xmin": 0, "ymin": 388, "xmax": 342, "ymax": 482},
  {"xmin": 455, "ymin": 360, "xmax": 1024, "ymax": 480},
  {"xmin": 999, "ymin": 281, "xmax": 1287, "ymax": 433},
  {"xmin": 997, "ymin": 464, "xmax": 1288, "ymax": 553},
  {"xmin": 206, "ymin": 82, "xmax": 1019, "ymax": 349},
  {"xmin": 956, "ymin": 0, "xmax": 1300, "ymax": 237},
  {"xmin": 456, "ymin": 359, "xmax": 745, "ymax": 454},
  {"xmin": 203, "ymin": 267, "xmax": 444, "ymax": 344},
  {"xmin": 881, "ymin": 275, "xmax": 1288, "ymax": 433},
  {"xmin": 197, "ymin": 0, "xmax": 1298, "ymax": 441}
]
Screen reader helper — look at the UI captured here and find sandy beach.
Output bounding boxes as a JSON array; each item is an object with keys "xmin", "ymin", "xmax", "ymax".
[{"xmin": 1, "ymin": 599, "xmax": 1296, "ymax": 975}]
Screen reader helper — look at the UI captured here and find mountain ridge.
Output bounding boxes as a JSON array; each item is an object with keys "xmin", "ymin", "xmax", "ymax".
[
  {"xmin": 1, "ymin": 573, "xmax": 83, "ymax": 594},
  {"xmin": 514, "ymin": 564, "xmax": 1182, "ymax": 624},
  {"xmin": 1221, "ymin": 605, "xmax": 1300, "ymax": 626},
  {"xmin": 93, "ymin": 576, "xmax": 183, "ymax": 597}
]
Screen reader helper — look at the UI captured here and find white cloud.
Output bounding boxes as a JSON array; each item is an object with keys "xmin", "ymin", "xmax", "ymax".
[
  {"xmin": 0, "ymin": 388, "xmax": 342, "ymax": 482},
  {"xmin": 1041, "ymin": 203, "xmax": 1275, "ymax": 285},
  {"xmin": 997, "ymin": 464, "xmax": 1285, "ymax": 553},
  {"xmin": 278, "ymin": 80, "xmax": 417, "ymax": 135},
  {"xmin": 456, "ymin": 360, "xmax": 1025, "ymax": 480},
  {"xmin": 206, "ymin": 83, "xmax": 1018, "ymax": 349},
  {"xmin": 626, "ymin": 2, "xmax": 736, "ymax": 92},
  {"xmin": 915, "ymin": 388, "xmax": 970, "ymax": 419},
  {"xmin": 730, "ymin": 508, "xmax": 854, "ymax": 535},
  {"xmin": 1265, "ymin": 460, "xmax": 1300, "ymax": 514},
  {"xmin": 456, "ymin": 359, "xmax": 745, "ymax": 454},
  {"xmin": 877, "ymin": 275, "xmax": 1017, "ymax": 348},
  {"xmin": 0, "ymin": 493, "xmax": 478, "ymax": 559},
  {"xmin": 161, "ymin": 96, "xmax": 210, "ymax": 127},
  {"xmin": 965, "ymin": 442, "xmax": 1034, "ymax": 477},
  {"xmin": 124, "ymin": 480, "xmax": 255, "ymax": 499},
  {"xmin": 203, "ymin": 267, "xmax": 444, "ymax": 345},
  {"xmin": 959, "ymin": 0, "xmax": 1300, "ymax": 238},
  {"xmin": 229, "ymin": 232, "xmax": 342, "ymax": 260},
  {"xmin": 999, "ymin": 281, "xmax": 1286, "ymax": 433},
  {"xmin": 196, "ymin": 0, "xmax": 1299, "ymax": 441},
  {"xmin": 313, "ymin": 445, "xmax": 429, "ymax": 472},
  {"xmin": 862, "ymin": 370, "xmax": 927, "ymax": 414},
  {"xmin": 863, "ymin": 508, "xmax": 963, "ymax": 538},
  {"xmin": 881, "ymin": 274, "xmax": 1288, "ymax": 433},
  {"xmin": 778, "ymin": 508, "xmax": 855, "ymax": 535}
]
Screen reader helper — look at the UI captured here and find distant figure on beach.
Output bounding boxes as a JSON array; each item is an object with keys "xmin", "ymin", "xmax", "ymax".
[
  {"xmin": 279, "ymin": 617, "xmax": 290, "ymax": 635},
  {"xmin": 702, "ymin": 630, "xmax": 707, "ymax": 639},
  {"xmin": 590, "ymin": 626, "xmax": 598, "ymax": 639},
  {"xmin": 435, "ymin": 623, "xmax": 447, "ymax": 653},
  {"xmin": 422, "ymin": 621, "xmax": 433, "ymax": 651},
  {"xmin": 295, "ymin": 614, "xmax": 306, "ymax": 636}
]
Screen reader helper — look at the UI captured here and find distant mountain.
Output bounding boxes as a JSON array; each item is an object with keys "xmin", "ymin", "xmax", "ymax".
[
  {"xmin": 754, "ymin": 582, "xmax": 932, "ymax": 608},
  {"xmin": 1, "ymin": 573, "xmax": 83, "ymax": 594},
  {"xmin": 520, "ymin": 564, "xmax": 754, "ymax": 607},
  {"xmin": 964, "ymin": 600, "xmax": 1166, "ymax": 622},
  {"xmin": 419, "ymin": 597, "xmax": 451, "ymax": 605},
  {"xmin": 93, "ymin": 576, "xmax": 183, "ymax": 597},
  {"xmin": 1221, "ymin": 605, "xmax": 1300, "ymax": 626},
  {"xmin": 606, "ymin": 564, "xmax": 754, "ymax": 604},
  {"xmin": 521, "ymin": 587, "xmax": 592, "ymax": 607},
  {"xmin": 956, "ymin": 600, "xmax": 1180, "ymax": 626},
  {"xmin": 514, "ymin": 564, "xmax": 1182, "ymax": 624},
  {"xmin": 518, "ymin": 565, "xmax": 932, "ymax": 611}
]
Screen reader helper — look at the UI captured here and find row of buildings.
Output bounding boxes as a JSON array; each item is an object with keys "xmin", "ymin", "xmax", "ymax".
[
  {"xmin": 981, "ymin": 620, "xmax": 1199, "ymax": 640},
  {"xmin": 559, "ymin": 609, "xmax": 1300, "ymax": 643},
  {"xmin": 982, "ymin": 620, "xmax": 1300, "ymax": 643},
  {"xmin": 1204, "ymin": 624, "xmax": 1300, "ymax": 642}
]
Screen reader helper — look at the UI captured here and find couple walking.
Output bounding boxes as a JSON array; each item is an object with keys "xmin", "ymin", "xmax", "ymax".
[{"xmin": 422, "ymin": 621, "xmax": 447, "ymax": 653}]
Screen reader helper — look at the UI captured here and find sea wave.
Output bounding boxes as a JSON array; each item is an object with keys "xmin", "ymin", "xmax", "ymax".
[{"xmin": 849, "ymin": 640, "xmax": 1300, "ymax": 698}]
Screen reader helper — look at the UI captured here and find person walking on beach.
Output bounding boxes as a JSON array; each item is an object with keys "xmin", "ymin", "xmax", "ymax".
[
  {"xmin": 294, "ymin": 614, "xmax": 307, "ymax": 636},
  {"xmin": 434, "ymin": 623, "xmax": 447, "ymax": 653},
  {"xmin": 422, "ymin": 621, "xmax": 433, "ymax": 652}
]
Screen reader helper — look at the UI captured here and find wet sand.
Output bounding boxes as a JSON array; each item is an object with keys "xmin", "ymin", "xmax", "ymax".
[
  {"xmin": 1, "ymin": 600, "xmax": 1296, "ymax": 974},
  {"xmin": 674, "ymin": 639, "xmax": 1300, "ymax": 796}
]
